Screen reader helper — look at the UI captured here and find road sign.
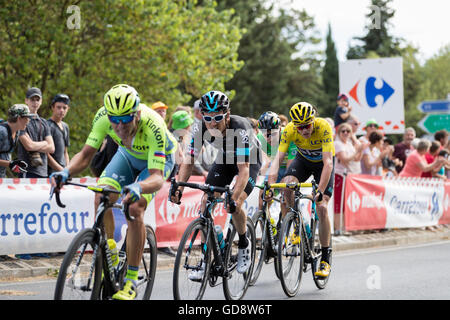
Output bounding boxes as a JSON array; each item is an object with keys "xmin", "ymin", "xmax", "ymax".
[
  {"xmin": 417, "ymin": 100, "xmax": 450, "ymax": 113},
  {"xmin": 418, "ymin": 113, "xmax": 450, "ymax": 133}
]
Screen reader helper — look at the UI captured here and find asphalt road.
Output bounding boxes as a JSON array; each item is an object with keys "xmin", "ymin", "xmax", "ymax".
[{"xmin": 1, "ymin": 240, "xmax": 449, "ymax": 300}]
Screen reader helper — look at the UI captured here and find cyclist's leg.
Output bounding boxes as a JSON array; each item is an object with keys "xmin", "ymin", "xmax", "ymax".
[
  {"xmin": 126, "ymin": 153, "xmax": 175, "ymax": 268},
  {"xmin": 96, "ymin": 147, "xmax": 137, "ymax": 239},
  {"xmin": 280, "ymin": 153, "xmax": 309, "ymax": 218},
  {"xmin": 311, "ymin": 159, "xmax": 334, "ymax": 259}
]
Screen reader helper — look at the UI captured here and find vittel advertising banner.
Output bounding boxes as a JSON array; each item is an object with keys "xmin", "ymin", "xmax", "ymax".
[
  {"xmin": 344, "ymin": 174, "xmax": 450, "ymax": 231},
  {"xmin": 339, "ymin": 57, "xmax": 405, "ymax": 135}
]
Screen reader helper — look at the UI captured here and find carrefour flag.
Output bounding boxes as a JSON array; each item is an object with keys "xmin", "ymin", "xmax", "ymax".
[{"xmin": 339, "ymin": 57, "xmax": 405, "ymax": 135}]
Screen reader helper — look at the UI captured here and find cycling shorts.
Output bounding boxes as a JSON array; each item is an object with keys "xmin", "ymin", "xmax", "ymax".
[
  {"xmin": 283, "ymin": 152, "xmax": 335, "ymax": 197},
  {"xmin": 97, "ymin": 146, "xmax": 175, "ymax": 204},
  {"xmin": 206, "ymin": 162, "xmax": 261, "ymax": 196}
]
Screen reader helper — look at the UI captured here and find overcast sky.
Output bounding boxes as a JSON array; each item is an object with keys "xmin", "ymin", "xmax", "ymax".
[{"xmin": 282, "ymin": 0, "xmax": 450, "ymax": 63}]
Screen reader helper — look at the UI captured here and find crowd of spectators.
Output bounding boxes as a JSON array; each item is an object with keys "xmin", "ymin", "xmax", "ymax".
[{"xmin": 331, "ymin": 93, "xmax": 449, "ymax": 235}]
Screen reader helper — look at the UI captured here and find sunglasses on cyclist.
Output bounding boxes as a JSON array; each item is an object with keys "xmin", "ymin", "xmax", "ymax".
[
  {"xmin": 295, "ymin": 123, "xmax": 313, "ymax": 131},
  {"xmin": 108, "ymin": 113, "xmax": 136, "ymax": 124},
  {"xmin": 203, "ymin": 114, "xmax": 225, "ymax": 123},
  {"xmin": 340, "ymin": 129, "xmax": 351, "ymax": 134}
]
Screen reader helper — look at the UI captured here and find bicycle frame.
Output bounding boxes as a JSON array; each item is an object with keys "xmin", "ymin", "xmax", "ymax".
[
  {"xmin": 51, "ymin": 180, "xmax": 133, "ymax": 296},
  {"xmin": 170, "ymin": 178, "xmax": 233, "ymax": 279},
  {"xmin": 259, "ymin": 182, "xmax": 282, "ymax": 256}
]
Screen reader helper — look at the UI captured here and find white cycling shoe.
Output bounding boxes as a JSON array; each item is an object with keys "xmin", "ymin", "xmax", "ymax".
[
  {"xmin": 237, "ymin": 242, "xmax": 251, "ymax": 274},
  {"xmin": 188, "ymin": 263, "xmax": 205, "ymax": 282}
]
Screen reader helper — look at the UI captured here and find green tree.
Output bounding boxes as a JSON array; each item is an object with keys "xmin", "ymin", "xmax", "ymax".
[
  {"xmin": 347, "ymin": 0, "xmax": 402, "ymax": 59},
  {"xmin": 322, "ymin": 23, "xmax": 339, "ymax": 116},
  {"xmin": 218, "ymin": 1, "xmax": 323, "ymax": 118},
  {"xmin": 0, "ymin": 0, "xmax": 243, "ymax": 155}
]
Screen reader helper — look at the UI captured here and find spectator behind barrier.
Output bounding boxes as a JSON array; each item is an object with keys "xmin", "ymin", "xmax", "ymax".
[
  {"xmin": 382, "ymin": 137, "xmax": 401, "ymax": 177},
  {"xmin": 399, "ymin": 139, "xmax": 445, "ymax": 178},
  {"xmin": 47, "ymin": 93, "xmax": 71, "ymax": 175},
  {"xmin": 434, "ymin": 129, "xmax": 449, "ymax": 149},
  {"xmin": 333, "ymin": 123, "xmax": 365, "ymax": 233},
  {"xmin": 361, "ymin": 130, "xmax": 389, "ymax": 176},
  {"xmin": 434, "ymin": 149, "xmax": 448, "ymax": 180},
  {"xmin": 421, "ymin": 141, "xmax": 441, "ymax": 178},
  {"xmin": 0, "ymin": 104, "xmax": 36, "ymax": 178},
  {"xmin": 333, "ymin": 93, "xmax": 352, "ymax": 129},
  {"xmin": 17, "ymin": 87, "xmax": 55, "ymax": 178},
  {"xmin": 393, "ymin": 127, "xmax": 416, "ymax": 174},
  {"xmin": 358, "ymin": 118, "xmax": 379, "ymax": 145},
  {"xmin": 279, "ymin": 114, "xmax": 288, "ymax": 128}
]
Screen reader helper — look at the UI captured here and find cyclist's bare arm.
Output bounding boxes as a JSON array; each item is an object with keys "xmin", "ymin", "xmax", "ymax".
[
  {"xmin": 170, "ymin": 156, "xmax": 195, "ymax": 203},
  {"xmin": 65, "ymin": 144, "xmax": 98, "ymax": 177},
  {"xmin": 232, "ymin": 162, "xmax": 250, "ymax": 204},
  {"xmin": 318, "ymin": 151, "xmax": 333, "ymax": 196}
]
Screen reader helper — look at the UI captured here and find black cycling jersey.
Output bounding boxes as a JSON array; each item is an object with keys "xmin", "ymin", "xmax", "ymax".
[
  {"xmin": 188, "ymin": 115, "xmax": 261, "ymax": 165},
  {"xmin": 188, "ymin": 114, "xmax": 261, "ymax": 195}
]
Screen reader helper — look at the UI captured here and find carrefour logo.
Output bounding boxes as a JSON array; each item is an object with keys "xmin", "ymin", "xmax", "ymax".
[
  {"xmin": 347, "ymin": 191, "xmax": 361, "ymax": 213},
  {"xmin": 348, "ymin": 76, "xmax": 395, "ymax": 108}
]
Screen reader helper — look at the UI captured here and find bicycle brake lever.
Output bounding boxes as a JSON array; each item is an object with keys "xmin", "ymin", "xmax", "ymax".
[{"xmin": 122, "ymin": 202, "xmax": 135, "ymax": 221}]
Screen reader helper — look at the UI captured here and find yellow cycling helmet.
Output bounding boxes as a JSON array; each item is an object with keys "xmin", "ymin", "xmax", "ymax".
[
  {"xmin": 104, "ymin": 84, "xmax": 140, "ymax": 116},
  {"xmin": 289, "ymin": 102, "xmax": 316, "ymax": 125}
]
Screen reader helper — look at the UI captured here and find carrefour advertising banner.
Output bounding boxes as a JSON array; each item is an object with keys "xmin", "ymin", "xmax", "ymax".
[
  {"xmin": 0, "ymin": 177, "xmax": 264, "ymax": 255},
  {"xmin": 339, "ymin": 57, "xmax": 405, "ymax": 134},
  {"xmin": 344, "ymin": 174, "xmax": 450, "ymax": 231}
]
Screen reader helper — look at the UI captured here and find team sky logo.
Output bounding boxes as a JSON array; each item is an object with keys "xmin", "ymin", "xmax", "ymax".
[{"xmin": 348, "ymin": 76, "xmax": 395, "ymax": 108}]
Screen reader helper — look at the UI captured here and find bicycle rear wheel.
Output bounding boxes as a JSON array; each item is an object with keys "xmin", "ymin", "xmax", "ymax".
[
  {"xmin": 173, "ymin": 218, "xmax": 210, "ymax": 300},
  {"xmin": 54, "ymin": 228, "xmax": 102, "ymax": 300},
  {"xmin": 223, "ymin": 219, "xmax": 255, "ymax": 300},
  {"xmin": 249, "ymin": 211, "xmax": 267, "ymax": 286},
  {"xmin": 277, "ymin": 211, "xmax": 304, "ymax": 297}
]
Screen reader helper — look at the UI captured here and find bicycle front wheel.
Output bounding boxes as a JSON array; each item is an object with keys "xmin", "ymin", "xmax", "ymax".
[
  {"xmin": 138, "ymin": 225, "xmax": 158, "ymax": 299},
  {"xmin": 223, "ymin": 219, "xmax": 255, "ymax": 300},
  {"xmin": 311, "ymin": 222, "xmax": 332, "ymax": 289},
  {"xmin": 277, "ymin": 211, "xmax": 304, "ymax": 297},
  {"xmin": 54, "ymin": 228, "xmax": 102, "ymax": 300},
  {"xmin": 249, "ymin": 211, "xmax": 267, "ymax": 286},
  {"xmin": 173, "ymin": 218, "xmax": 210, "ymax": 300}
]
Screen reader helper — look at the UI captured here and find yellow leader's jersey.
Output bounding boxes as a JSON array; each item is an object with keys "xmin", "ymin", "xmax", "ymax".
[{"xmin": 279, "ymin": 117, "xmax": 335, "ymax": 162}]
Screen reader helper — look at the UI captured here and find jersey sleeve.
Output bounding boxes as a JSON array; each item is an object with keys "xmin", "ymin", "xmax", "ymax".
[
  {"xmin": 321, "ymin": 121, "xmax": 335, "ymax": 155},
  {"xmin": 279, "ymin": 123, "xmax": 294, "ymax": 153},
  {"xmin": 85, "ymin": 107, "xmax": 109, "ymax": 150},
  {"xmin": 146, "ymin": 121, "xmax": 168, "ymax": 171},
  {"xmin": 187, "ymin": 121, "xmax": 204, "ymax": 159}
]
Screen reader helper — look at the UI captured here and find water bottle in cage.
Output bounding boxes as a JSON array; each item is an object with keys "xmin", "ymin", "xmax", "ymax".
[{"xmin": 215, "ymin": 225, "xmax": 225, "ymax": 252}]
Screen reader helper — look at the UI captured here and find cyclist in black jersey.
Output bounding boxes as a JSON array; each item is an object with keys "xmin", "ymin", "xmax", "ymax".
[{"xmin": 170, "ymin": 90, "xmax": 261, "ymax": 276}]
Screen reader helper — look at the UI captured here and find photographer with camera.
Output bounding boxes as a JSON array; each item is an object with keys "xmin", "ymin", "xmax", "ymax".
[{"xmin": 0, "ymin": 104, "xmax": 34, "ymax": 177}]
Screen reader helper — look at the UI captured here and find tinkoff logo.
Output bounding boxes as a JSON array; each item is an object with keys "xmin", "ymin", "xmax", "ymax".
[{"xmin": 349, "ymin": 77, "xmax": 395, "ymax": 108}]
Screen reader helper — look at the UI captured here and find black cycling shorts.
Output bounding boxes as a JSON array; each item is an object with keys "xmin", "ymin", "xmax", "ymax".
[
  {"xmin": 206, "ymin": 162, "xmax": 261, "ymax": 196},
  {"xmin": 283, "ymin": 152, "xmax": 335, "ymax": 197}
]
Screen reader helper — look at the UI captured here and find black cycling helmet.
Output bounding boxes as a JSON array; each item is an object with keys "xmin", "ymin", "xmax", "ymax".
[
  {"xmin": 199, "ymin": 90, "xmax": 230, "ymax": 113},
  {"xmin": 258, "ymin": 111, "xmax": 280, "ymax": 130}
]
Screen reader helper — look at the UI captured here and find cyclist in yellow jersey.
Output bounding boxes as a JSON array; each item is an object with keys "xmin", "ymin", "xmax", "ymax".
[
  {"xmin": 50, "ymin": 84, "xmax": 177, "ymax": 300},
  {"xmin": 268, "ymin": 102, "xmax": 335, "ymax": 279}
]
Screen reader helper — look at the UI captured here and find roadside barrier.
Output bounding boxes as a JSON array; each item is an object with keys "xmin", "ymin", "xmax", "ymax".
[{"xmin": 344, "ymin": 174, "xmax": 450, "ymax": 231}]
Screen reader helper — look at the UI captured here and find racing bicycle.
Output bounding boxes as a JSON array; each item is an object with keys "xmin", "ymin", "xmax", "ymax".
[
  {"xmin": 249, "ymin": 181, "xmax": 283, "ymax": 285},
  {"xmin": 169, "ymin": 178, "xmax": 256, "ymax": 300},
  {"xmin": 51, "ymin": 180, "xmax": 157, "ymax": 300},
  {"xmin": 276, "ymin": 180, "xmax": 332, "ymax": 297}
]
